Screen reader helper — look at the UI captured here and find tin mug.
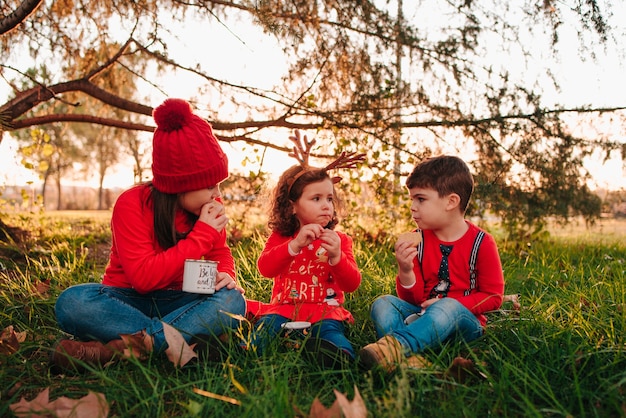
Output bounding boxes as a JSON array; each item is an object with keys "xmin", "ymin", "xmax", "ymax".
[{"xmin": 182, "ymin": 259, "xmax": 218, "ymax": 294}]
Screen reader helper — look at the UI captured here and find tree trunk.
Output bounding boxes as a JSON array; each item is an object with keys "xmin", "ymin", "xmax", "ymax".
[
  {"xmin": 55, "ymin": 173, "xmax": 62, "ymax": 210},
  {"xmin": 0, "ymin": 217, "xmax": 28, "ymax": 244}
]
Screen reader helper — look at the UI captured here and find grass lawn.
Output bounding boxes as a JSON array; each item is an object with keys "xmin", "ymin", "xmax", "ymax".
[{"xmin": 1, "ymin": 212, "xmax": 625, "ymax": 417}]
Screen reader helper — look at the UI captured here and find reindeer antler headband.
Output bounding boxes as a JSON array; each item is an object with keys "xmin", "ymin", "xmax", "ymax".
[{"xmin": 286, "ymin": 130, "xmax": 366, "ymax": 195}]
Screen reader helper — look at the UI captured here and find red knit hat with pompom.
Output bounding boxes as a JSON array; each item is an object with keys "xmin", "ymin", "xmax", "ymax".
[{"xmin": 151, "ymin": 98, "xmax": 228, "ymax": 194}]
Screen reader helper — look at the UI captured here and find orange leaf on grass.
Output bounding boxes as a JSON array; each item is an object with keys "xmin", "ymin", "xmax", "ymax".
[
  {"xmin": 333, "ymin": 387, "xmax": 367, "ymax": 418},
  {"xmin": 10, "ymin": 387, "xmax": 109, "ymax": 418},
  {"xmin": 162, "ymin": 322, "xmax": 197, "ymax": 367},
  {"xmin": 444, "ymin": 356, "xmax": 488, "ymax": 383},
  {"xmin": 9, "ymin": 388, "xmax": 50, "ymax": 417},
  {"xmin": 309, "ymin": 386, "xmax": 367, "ymax": 418},
  {"xmin": 309, "ymin": 397, "xmax": 341, "ymax": 418},
  {"xmin": 118, "ymin": 329, "xmax": 152, "ymax": 360},
  {"xmin": 32, "ymin": 279, "xmax": 51, "ymax": 298},
  {"xmin": 0, "ymin": 325, "xmax": 27, "ymax": 356}
]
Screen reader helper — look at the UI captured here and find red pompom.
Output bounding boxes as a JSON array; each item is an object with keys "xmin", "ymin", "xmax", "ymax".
[{"xmin": 153, "ymin": 98, "xmax": 193, "ymax": 132}]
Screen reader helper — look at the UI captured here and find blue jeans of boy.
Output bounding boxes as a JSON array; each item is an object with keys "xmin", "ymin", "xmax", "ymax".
[
  {"xmin": 55, "ymin": 283, "xmax": 246, "ymax": 352},
  {"xmin": 250, "ymin": 314, "xmax": 355, "ymax": 358},
  {"xmin": 370, "ymin": 295, "xmax": 483, "ymax": 355}
]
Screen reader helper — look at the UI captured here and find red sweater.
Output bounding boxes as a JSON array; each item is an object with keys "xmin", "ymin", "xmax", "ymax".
[
  {"xmin": 396, "ymin": 222, "xmax": 504, "ymax": 326},
  {"xmin": 251, "ymin": 230, "xmax": 361, "ymax": 323},
  {"xmin": 102, "ymin": 184, "xmax": 235, "ymax": 294}
]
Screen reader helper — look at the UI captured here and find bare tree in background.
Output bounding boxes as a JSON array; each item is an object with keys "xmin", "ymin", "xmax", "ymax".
[{"xmin": 0, "ymin": 0, "xmax": 624, "ymax": 239}]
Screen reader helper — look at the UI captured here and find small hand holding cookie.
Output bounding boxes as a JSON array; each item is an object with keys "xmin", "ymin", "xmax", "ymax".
[
  {"xmin": 395, "ymin": 233, "xmax": 420, "ymax": 274},
  {"xmin": 289, "ymin": 223, "xmax": 323, "ymax": 254},
  {"xmin": 320, "ymin": 229, "xmax": 341, "ymax": 265},
  {"xmin": 397, "ymin": 231, "xmax": 422, "ymax": 247},
  {"xmin": 395, "ymin": 231, "xmax": 420, "ymax": 286}
]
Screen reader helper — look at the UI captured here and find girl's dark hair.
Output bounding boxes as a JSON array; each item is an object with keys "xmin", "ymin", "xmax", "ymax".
[
  {"xmin": 148, "ymin": 183, "xmax": 198, "ymax": 249},
  {"xmin": 405, "ymin": 155, "xmax": 474, "ymax": 213},
  {"xmin": 268, "ymin": 165, "xmax": 342, "ymax": 236}
]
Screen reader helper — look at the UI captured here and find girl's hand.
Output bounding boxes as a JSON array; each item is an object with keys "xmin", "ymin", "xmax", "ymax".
[
  {"xmin": 320, "ymin": 229, "xmax": 341, "ymax": 265},
  {"xmin": 214, "ymin": 272, "xmax": 237, "ymax": 291},
  {"xmin": 421, "ymin": 297, "xmax": 440, "ymax": 310},
  {"xmin": 394, "ymin": 240, "xmax": 418, "ymax": 274},
  {"xmin": 199, "ymin": 200, "xmax": 228, "ymax": 232},
  {"xmin": 289, "ymin": 224, "xmax": 323, "ymax": 254}
]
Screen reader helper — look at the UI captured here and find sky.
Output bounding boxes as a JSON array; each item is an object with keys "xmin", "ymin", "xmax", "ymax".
[{"xmin": 0, "ymin": 3, "xmax": 625, "ymax": 192}]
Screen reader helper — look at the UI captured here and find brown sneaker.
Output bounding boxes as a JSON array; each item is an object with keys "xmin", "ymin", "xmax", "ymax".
[
  {"xmin": 404, "ymin": 354, "xmax": 431, "ymax": 370},
  {"xmin": 358, "ymin": 335, "xmax": 404, "ymax": 373},
  {"xmin": 50, "ymin": 339, "xmax": 125, "ymax": 373}
]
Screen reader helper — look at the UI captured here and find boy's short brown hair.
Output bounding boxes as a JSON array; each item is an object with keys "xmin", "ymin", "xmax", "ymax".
[{"xmin": 405, "ymin": 155, "xmax": 474, "ymax": 213}]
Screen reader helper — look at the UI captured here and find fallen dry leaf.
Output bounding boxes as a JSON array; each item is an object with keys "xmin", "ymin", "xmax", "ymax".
[
  {"xmin": 309, "ymin": 397, "xmax": 341, "ymax": 418},
  {"xmin": 333, "ymin": 387, "xmax": 367, "ymax": 418},
  {"xmin": 10, "ymin": 387, "xmax": 109, "ymax": 418},
  {"xmin": 119, "ymin": 329, "xmax": 152, "ymax": 360},
  {"xmin": 9, "ymin": 388, "xmax": 50, "ymax": 417},
  {"xmin": 309, "ymin": 386, "xmax": 367, "ymax": 418},
  {"xmin": 162, "ymin": 322, "xmax": 197, "ymax": 367},
  {"xmin": 50, "ymin": 391, "xmax": 109, "ymax": 418},
  {"xmin": 444, "ymin": 357, "xmax": 488, "ymax": 383},
  {"xmin": 0, "ymin": 325, "xmax": 27, "ymax": 356},
  {"xmin": 32, "ymin": 279, "xmax": 51, "ymax": 298}
]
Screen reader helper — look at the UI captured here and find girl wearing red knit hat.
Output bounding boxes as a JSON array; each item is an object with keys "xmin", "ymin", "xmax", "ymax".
[{"xmin": 51, "ymin": 99, "xmax": 246, "ymax": 372}]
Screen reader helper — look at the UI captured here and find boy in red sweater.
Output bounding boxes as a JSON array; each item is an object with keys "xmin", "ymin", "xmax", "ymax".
[{"xmin": 359, "ymin": 155, "xmax": 504, "ymax": 373}]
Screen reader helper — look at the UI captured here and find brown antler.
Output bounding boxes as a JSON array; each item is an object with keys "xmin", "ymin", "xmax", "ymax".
[
  {"xmin": 325, "ymin": 151, "xmax": 366, "ymax": 171},
  {"xmin": 288, "ymin": 129, "xmax": 316, "ymax": 168},
  {"xmin": 286, "ymin": 130, "xmax": 367, "ymax": 194}
]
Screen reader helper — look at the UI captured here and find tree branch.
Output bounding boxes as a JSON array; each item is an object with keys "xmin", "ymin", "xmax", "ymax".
[{"xmin": 0, "ymin": 0, "xmax": 44, "ymax": 35}]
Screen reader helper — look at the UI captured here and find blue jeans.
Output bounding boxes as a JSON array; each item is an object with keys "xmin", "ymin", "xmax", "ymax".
[
  {"xmin": 250, "ymin": 314, "xmax": 355, "ymax": 358},
  {"xmin": 55, "ymin": 283, "xmax": 246, "ymax": 352},
  {"xmin": 370, "ymin": 295, "xmax": 483, "ymax": 355}
]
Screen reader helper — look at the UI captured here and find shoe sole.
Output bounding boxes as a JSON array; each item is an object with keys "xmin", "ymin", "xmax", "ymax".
[
  {"xmin": 303, "ymin": 338, "xmax": 353, "ymax": 370},
  {"xmin": 358, "ymin": 347, "xmax": 383, "ymax": 371}
]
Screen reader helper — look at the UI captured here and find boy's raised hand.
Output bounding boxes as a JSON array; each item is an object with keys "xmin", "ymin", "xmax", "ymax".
[
  {"xmin": 394, "ymin": 240, "xmax": 418, "ymax": 272},
  {"xmin": 395, "ymin": 239, "xmax": 418, "ymax": 287}
]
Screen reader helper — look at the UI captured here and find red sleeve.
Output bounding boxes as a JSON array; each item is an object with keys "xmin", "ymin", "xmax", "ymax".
[
  {"xmin": 105, "ymin": 186, "xmax": 234, "ymax": 294},
  {"xmin": 395, "ymin": 256, "xmax": 425, "ymax": 305},
  {"xmin": 257, "ymin": 232, "xmax": 293, "ymax": 278},
  {"xmin": 329, "ymin": 232, "xmax": 361, "ymax": 293}
]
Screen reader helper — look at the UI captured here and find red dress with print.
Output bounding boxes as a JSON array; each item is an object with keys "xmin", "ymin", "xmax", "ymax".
[{"xmin": 249, "ymin": 230, "xmax": 361, "ymax": 323}]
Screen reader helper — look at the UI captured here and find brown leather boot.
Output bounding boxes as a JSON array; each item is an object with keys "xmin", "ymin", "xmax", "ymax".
[
  {"xmin": 359, "ymin": 335, "xmax": 404, "ymax": 373},
  {"xmin": 50, "ymin": 330, "xmax": 153, "ymax": 374},
  {"xmin": 50, "ymin": 339, "xmax": 127, "ymax": 373},
  {"xmin": 359, "ymin": 335, "xmax": 430, "ymax": 373}
]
